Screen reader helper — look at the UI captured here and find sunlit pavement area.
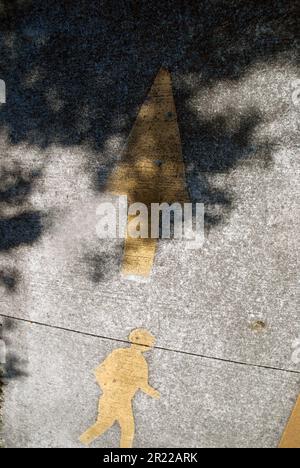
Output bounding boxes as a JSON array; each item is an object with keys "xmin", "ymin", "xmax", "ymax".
[{"xmin": 0, "ymin": 1, "xmax": 299, "ymax": 448}]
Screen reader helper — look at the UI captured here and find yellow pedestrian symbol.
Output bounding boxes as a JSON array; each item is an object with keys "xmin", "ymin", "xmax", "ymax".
[
  {"xmin": 79, "ymin": 329, "xmax": 160, "ymax": 448},
  {"xmin": 279, "ymin": 394, "xmax": 300, "ymax": 448}
]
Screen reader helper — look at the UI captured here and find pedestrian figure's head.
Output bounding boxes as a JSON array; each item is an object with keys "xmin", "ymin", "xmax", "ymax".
[{"xmin": 129, "ymin": 329, "xmax": 155, "ymax": 353}]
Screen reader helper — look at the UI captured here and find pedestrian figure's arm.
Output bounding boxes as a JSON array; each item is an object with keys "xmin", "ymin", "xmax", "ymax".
[
  {"xmin": 140, "ymin": 363, "xmax": 160, "ymax": 399},
  {"xmin": 141, "ymin": 384, "xmax": 160, "ymax": 399}
]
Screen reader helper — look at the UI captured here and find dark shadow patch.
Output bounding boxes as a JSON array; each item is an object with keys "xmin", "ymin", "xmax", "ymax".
[
  {"xmin": 0, "ymin": 211, "xmax": 43, "ymax": 251},
  {"xmin": 0, "ymin": 1, "xmax": 296, "ymax": 165},
  {"xmin": 179, "ymin": 108, "xmax": 274, "ymax": 228},
  {"xmin": 0, "ymin": 268, "xmax": 20, "ymax": 293},
  {"xmin": 0, "ymin": 164, "xmax": 45, "ymax": 253},
  {"xmin": 1, "ymin": 318, "xmax": 17, "ymax": 332},
  {"xmin": 180, "ymin": 109, "xmax": 273, "ymax": 173},
  {"xmin": 0, "ymin": 168, "xmax": 41, "ymax": 206},
  {"xmin": 0, "ymin": 319, "xmax": 28, "ymax": 382},
  {"xmin": 85, "ymin": 248, "xmax": 123, "ymax": 283},
  {"xmin": 2, "ymin": 353, "xmax": 28, "ymax": 379}
]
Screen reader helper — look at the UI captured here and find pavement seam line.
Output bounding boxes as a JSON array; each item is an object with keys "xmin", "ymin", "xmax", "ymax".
[{"xmin": 1, "ymin": 313, "xmax": 300, "ymax": 376}]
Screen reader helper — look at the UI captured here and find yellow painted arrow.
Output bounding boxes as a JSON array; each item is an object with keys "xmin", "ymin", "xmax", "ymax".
[
  {"xmin": 107, "ymin": 68, "xmax": 189, "ymax": 278},
  {"xmin": 279, "ymin": 395, "xmax": 300, "ymax": 448}
]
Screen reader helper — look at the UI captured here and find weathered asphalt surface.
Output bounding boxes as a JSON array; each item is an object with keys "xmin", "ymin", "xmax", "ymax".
[{"xmin": 0, "ymin": 1, "xmax": 299, "ymax": 448}]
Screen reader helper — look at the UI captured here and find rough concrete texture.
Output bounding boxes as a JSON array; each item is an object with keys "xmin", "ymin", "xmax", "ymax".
[
  {"xmin": 2, "ymin": 318, "xmax": 300, "ymax": 449},
  {"xmin": 0, "ymin": 0, "xmax": 299, "ymax": 448}
]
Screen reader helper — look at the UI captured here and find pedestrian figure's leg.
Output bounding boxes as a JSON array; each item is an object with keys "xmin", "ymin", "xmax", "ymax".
[
  {"xmin": 119, "ymin": 408, "xmax": 135, "ymax": 448},
  {"xmin": 80, "ymin": 400, "xmax": 115, "ymax": 445},
  {"xmin": 80, "ymin": 417, "xmax": 115, "ymax": 445}
]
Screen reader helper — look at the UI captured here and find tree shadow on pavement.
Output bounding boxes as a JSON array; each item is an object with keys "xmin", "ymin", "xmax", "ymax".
[
  {"xmin": 0, "ymin": 163, "xmax": 44, "ymax": 246},
  {"xmin": 0, "ymin": 267, "xmax": 20, "ymax": 293},
  {"xmin": 0, "ymin": 318, "xmax": 28, "ymax": 381},
  {"xmin": 0, "ymin": 0, "xmax": 298, "ymax": 279},
  {"xmin": 0, "ymin": 163, "xmax": 45, "ymax": 288}
]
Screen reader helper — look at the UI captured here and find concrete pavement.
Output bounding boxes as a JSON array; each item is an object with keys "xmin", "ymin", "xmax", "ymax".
[
  {"xmin": 0, "ymin": 1, "xmax": 299, "ymax": 448},
  {"xmin": 2, "ymin": 318, "xmax": 300, "ymax": 448}
]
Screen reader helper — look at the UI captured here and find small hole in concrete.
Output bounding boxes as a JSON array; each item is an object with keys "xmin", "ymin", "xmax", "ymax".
[{"xmin": 250, "ymin": 320, "xmax": 267, "ymax": 332}]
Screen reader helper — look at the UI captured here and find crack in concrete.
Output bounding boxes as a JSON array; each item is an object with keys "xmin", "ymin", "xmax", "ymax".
[{"xmin": 1, "ymin": 313, "xmax": 299, "ymax": 376}]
